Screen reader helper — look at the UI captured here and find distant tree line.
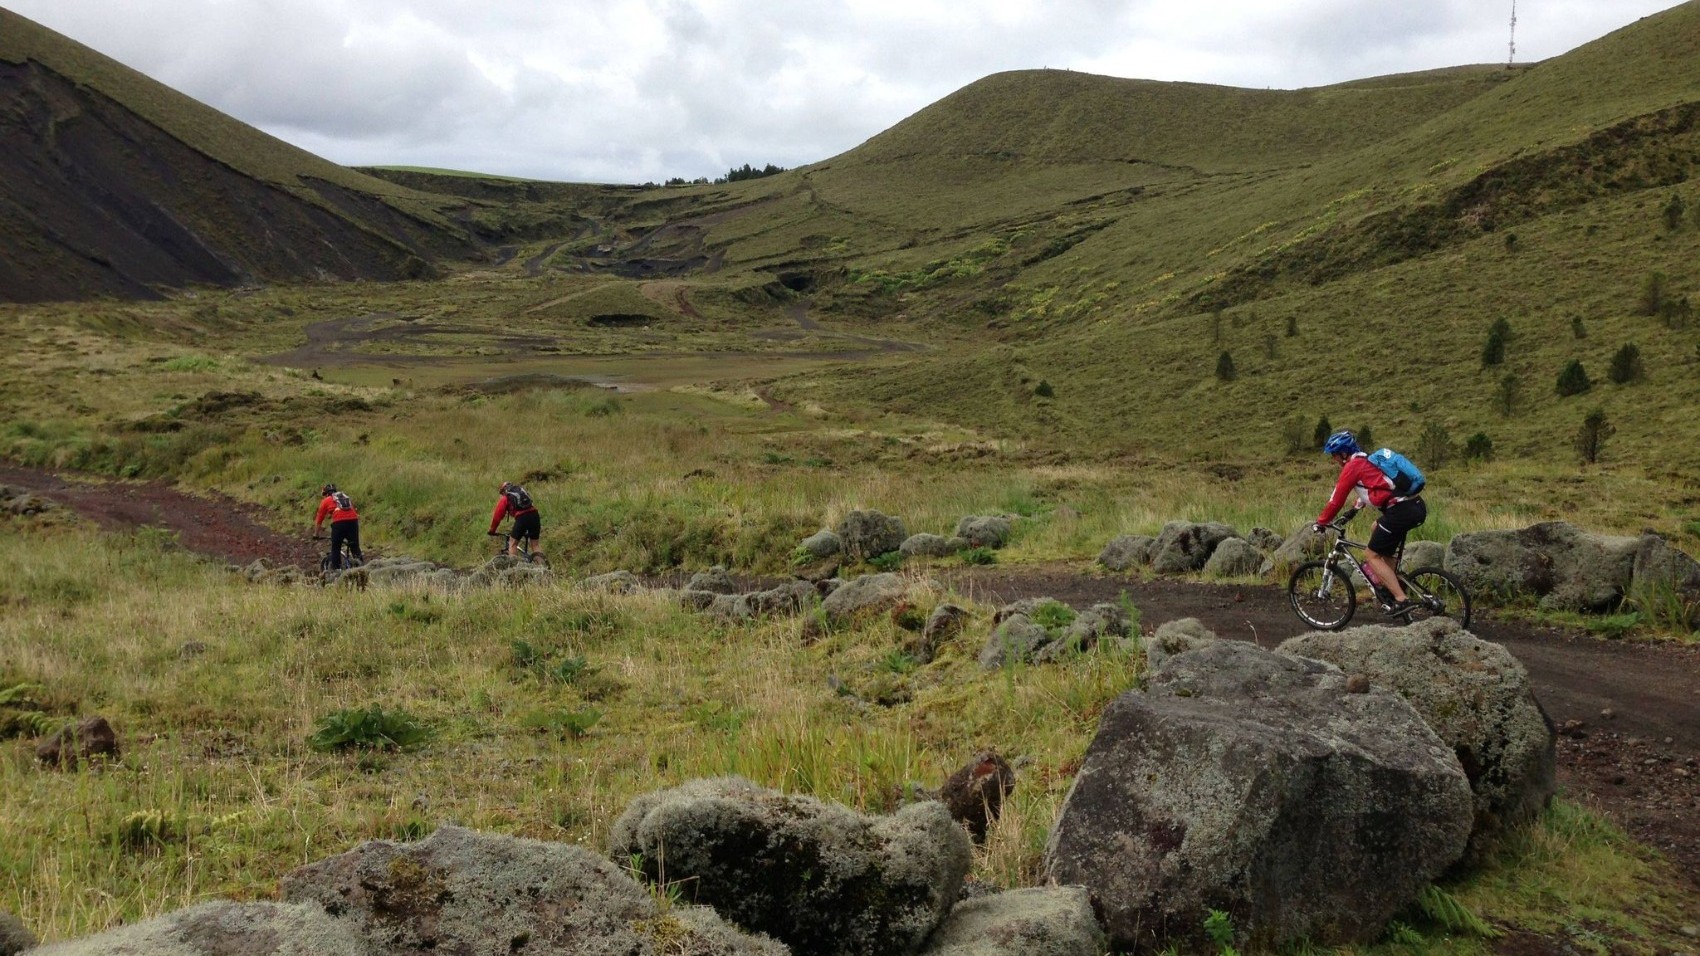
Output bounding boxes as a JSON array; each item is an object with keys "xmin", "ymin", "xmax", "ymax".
[{"xmin": 662, "ymin": 163, "xmax": 788, "ymax": 187}]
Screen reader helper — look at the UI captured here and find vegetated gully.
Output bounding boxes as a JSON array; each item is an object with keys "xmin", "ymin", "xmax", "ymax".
[{"xmin": 3, "ymin": 463, "xmax": 1696, "ymax": 891}]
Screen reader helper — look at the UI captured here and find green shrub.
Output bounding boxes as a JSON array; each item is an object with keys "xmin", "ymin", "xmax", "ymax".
[
  {"xmin": 868, "ymin": 551, "xmax": 905, "ymax": 571},
  {"xmin": 1030, "ymin": 600, "xmax": 1078, "ymax": 633},
  {"xmin": 1571, "ymin": 316, "xmax": 1587, "ymax": 339},
  {"xmin": 1495, "ymin": 372, "xmax": 1521, "ymax": 417},
  {"xmin": 959, "ymin": 546, "xmax": 997, "ymax": 566},
  {"xmin": 1462, "ymin": 432, "xmax": 1495, "ymax": 462},
  {"xmin": 1556, "ymin": 359, "xmax": 1592, "ymax": 397},
  {"xmin": 1638, "ymin": 272, "xmax": 1668, "ymax": 317},
  {"xmin": 1215, "ymin": 351, "xmax": 1237, "ymax": 382},
  {"xmin": 1663, "ymin": 192, "xmax": 1686, "ymax": 231},
  {"xmin": 1481, "ymin": 322, "xmax": 1506, "ymax": 367},
  {"xmin": 307, "ymin": 705, "xmax": 432, "ymax": 752},
  {"xmin": 1417, "ymin": 422, "xmax": 1454, "ymax": 469},
  {"xmin": 1608, "ymin": 343, "xmax": 1644, "ymax": 384},
  {"xmin": 1311, "ymin": 416, "xmax": 1332, "ymax": 449}
]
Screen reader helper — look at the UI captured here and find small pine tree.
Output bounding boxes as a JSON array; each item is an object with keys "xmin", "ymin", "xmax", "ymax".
[
  {"xmin": 1216, "ymin": 351, "xmax": 1237, "ymax": 381},
  {"xmin": 1463, "ymin": 432, "xmax": 1495, "ymax": 462},
  {"xmin": 1033, "ymin": 380, "xmax": 1055, "ymax": 398},
  {"xmin": 1285, "ymin": 315, "xmax": 1299, "ymax": 338},
  {"xmin": 1263, "ymin": 333, "xmax": 1278, "ymax": 359},
  {"xmin": 1312, "ymin": 416, "xmax": 1333, "ymax": 449},
  {"xmin": 1574, "ymin": 408, "xmax": 1615, "ymax": 464},
  {"xmin": 1417, "ymin": 422, "xmax": 1454, "ymax": 469},
  {"xmin": 1495, "ymin": 373, "xmax": 1521, "ymax": 417},
  {"xmin": 1608, "ymin": 343, "xmax": 1644, "ymax": 384},
  {"xmin": 1283, "ymin": 415, "xmax": 1311, "ymax": 455},
  {"xmin": 1210, "ymin": 309, "xmax": 1225, "ymax": 346},
  {"xmin": 1571, "ymin": 315, "xmax": 1587, "ymax": 339},
  {"xmin": 1556, "ymin": 359, "xmax": 1592, "ymax": 397},
  {"xmin": 1481, "ymin": 323, "xmax": 1506, "ymax": 367},
  {"xmin": 1357, "ymin": 425, "xmax": 1374, "ymax": 448},
  {"xmin": 1664, "ymin": 193, "xmax": 1686, "ymax": 231},
  {"xmin": 1638, "ymin": 272, "xmax": 1668, "ymax": 317}
]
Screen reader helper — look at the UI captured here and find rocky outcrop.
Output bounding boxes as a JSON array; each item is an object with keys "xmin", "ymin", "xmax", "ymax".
[
  {"xmin": 820, "ymin": 572, "xmax": 909, "ymax": 624},
  {"xmin": 836, "ymin": 510, "xmax": 908, "ymax": 563},
  {"xmin": 1045, "ymin": 642, "xmax": 1472, "ymax": 952},
  {"xmin": 917, "ymin": 887, "xmax": 1105, "ymax": 956},
  {"xmin": 901, "ymin": 533, "xmax": 958, "ymax": 558},
  {"xmin": 608, "ymin": 777, "xmax": 970, "ymax": 956},
  {"xmin": 1143, "ymin": 617, "xmax": 1218, "ymax": 670},
  {"xmin": 1280, "ymin": 618, "xmax": 1557, "ymax": 859},
  {"xmin": 1202, "ymin": 537, "xmax": 1262, "ymax": 577},
  {"xmin": 979, "ymin": 600, "xmax": 1134, "ymax": 669},
  {"xmin": 939, "ymin": 751, "xmax": 1016, "ymax": 843},
  {"xmin": 953, "ymin": 515, "xmax": 1014, "ymax": 550},
  {"xmin": 1445, "ymin": 521, "xmax": 1638, "ymax": 611},
  {"xmin": 1149, "ymin": 521, "xmax": 1238, "ymax": 574},
  {"xmin": 0, "ymin": 909, "xmax": 35, "ymax": 956},
  {"xmin": 1097, "ymin": 535, "xmax": 1156, "ymax": 572},
  {"xmin": 36, "ymin": 715, "xmax": 119, "ymax": 769},
  {"xmin": 281, "ymin": 825, "xmax": 785, "ymax": 956}
]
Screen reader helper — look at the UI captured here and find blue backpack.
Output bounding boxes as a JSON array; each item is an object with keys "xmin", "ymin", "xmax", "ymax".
[{"xmin": 1367, "ymin": 448, "xmax": 1425, "ymax": 497}]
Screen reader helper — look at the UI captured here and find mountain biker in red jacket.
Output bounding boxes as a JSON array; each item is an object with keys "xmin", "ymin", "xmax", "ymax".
[
  {"xmin": 313, "ymin": 483, "xmax": 364, "ymax": 569},
  {"xmin": 489, "ymin": 482, "xmax": 540, "ymax": 557},
  {"xmin": 1314, "ymin": 431, "xmax": 1427, "ymax": 614}
]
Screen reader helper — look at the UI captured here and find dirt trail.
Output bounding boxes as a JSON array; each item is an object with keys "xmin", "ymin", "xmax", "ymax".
[{"xmin": 4, "ymin": 463, "xmax": 1696, "ymax": 884}]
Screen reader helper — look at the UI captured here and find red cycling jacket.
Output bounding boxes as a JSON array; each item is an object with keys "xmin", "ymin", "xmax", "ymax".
[
  {"xmin": 489, "ymin": 493, "xmax": 538, "ymax": 534},
  {"xmin": 315, "ymin": 495, "xmax": 359, "ymax": 525},
  {"xmin": 1317, "ymin": 453, "xmax": 1401, "ymax": 524}
]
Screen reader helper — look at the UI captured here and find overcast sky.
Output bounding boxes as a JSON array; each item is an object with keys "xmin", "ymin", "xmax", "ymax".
[{"xmin": 7, "ymin": 1, "xmax": 1685, "ymax": 184}]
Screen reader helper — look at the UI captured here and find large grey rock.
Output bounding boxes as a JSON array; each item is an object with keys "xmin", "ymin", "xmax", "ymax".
[
  {"xmin": 1259, "ymin": 523, "xmax": 1329, "ymax": 577},
  {"xmin": 1445, "ymin": 521, "xmax": 1639, "ymax": 611},
  {"xmin": 1034, "ymin": 602, "xmax": 1136, "ymax": 663},
  {"xmin": 37, "ymin": 715, "xmax": 119, "ymax": 769},
  {"xmin": 282, "ymin": 825, "xmax": 785, "ymax": 956},
  {"xmin": 901, "ymin": 533, "xmax": 957, "ymax": 558},
  {"xmin": 578, "ymin": 570, "xmax": 644, "ymax": 593},
  {"xmin": 979, "ymin": 615, "xmax": 1051, "ymax": 669},
  {"xmin": 836, "ymin": 510, "xmax": 908, "ymax": 562},
  {"xmin": 1402, "ymin": 539, "xmax": 1446, "ymax": 571},
  {"xmin": 1280, "ymin": 618, "xmax": 1557, "ymax": 859},
  {"xmin": 29, "ymin": 901, "xmax": 366, "ymax": 956},
  {"xmin": 686, "ymin": 566, "xmax": 740, "ymax": 595},
  {"xmin": 1246, "ymin": 527, "xmax": 1284, "ymax": 552},
  {"xmin": 820, "ymin": 572, "xmax": 908, "ymax": 624},
  {"xmin": 700, "ymin": 581, "xmax": 820, "ymax": 621},
  {"xmin": 0, "ymin": 909, "xmax": 35, "ymax": 956},
  {"xmin": 799, "ymin": 529, "xmax": 843, "ymax": 558},
  {"xmin": 1097, "ymin": 535, "xmax": 1156, "ymax": 572},
  {"xmin": 917, "ymin": 886, "xmax": 1106, "ymax": 956},
  {"xmin": 1144, "ymin": 617, "xmax": 1218, "ymax": 670},
  {"xmin": 906, "ymin": 603, "xmax": 969, "ymax": 664},
  {"xmin": 1202, "ymin": 537, "xmax": 1262, "ymax": 578},
  {"xmin": 1631, "ymin": 535, "xmax": 1700, "ymax": 628},
  {"xmin": 1045, "ymin": 642, "xmax": 1472, "ymax": 952},
  {"xmin": 608, "ymin": 777, "xmax": 970, "ymax": 956},
  {"xmin": 953, "ymin": 515, "xmax": 1014, "ymax": 550},
  {"xmin": 978, "ymin": 598, "xmax": 1131, "ymax": 669},
  {"xmin": 1149, "ymin": 521, "xmax": 1238, "ymax": 575}
]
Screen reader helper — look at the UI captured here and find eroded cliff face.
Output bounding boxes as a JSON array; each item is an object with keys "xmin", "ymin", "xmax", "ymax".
[{"xmin": 0, "ymin": 57, "xmax": 465, "ymax": 303}]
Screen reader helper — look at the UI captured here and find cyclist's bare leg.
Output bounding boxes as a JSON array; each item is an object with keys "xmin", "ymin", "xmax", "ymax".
[{"xmin": 1364, "ymin": 550, "xmax": 1407, "ymax": 602}]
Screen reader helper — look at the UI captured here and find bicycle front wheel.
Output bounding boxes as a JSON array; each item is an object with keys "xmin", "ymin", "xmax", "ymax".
[
  {"xmin": 1400, "ymin": 567, "xmax": 1472, "ymax": 629},
  {"xmin": 1288, "ymin": 560, "xmax": 1357, "ymax": 630}
]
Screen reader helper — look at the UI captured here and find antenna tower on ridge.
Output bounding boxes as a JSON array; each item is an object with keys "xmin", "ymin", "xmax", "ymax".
[{"xmin": 1508, "ymin": 0, "xmax": 1518, "ymax": 67}]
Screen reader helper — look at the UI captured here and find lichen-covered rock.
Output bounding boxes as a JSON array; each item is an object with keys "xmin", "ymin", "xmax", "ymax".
[
  {"xmin": 1144, "ymin": 617, "xmax": 1218, "ymax": 670},
  {"xmin": 820, "ymin": 572, "xmax": 908, "ymax": 624},
  {"xmin": 939, "ymin": 751, "xmax": 1016, "ymax": 842},
  {"xmin": 836, "ymin": 510, "xmax": 908, "ymax": 562},
  {"xmin": 1247, "ymin": 527, "xmax": 1284, "ymax": 552},
  {"xmin": 700, "ymin": 581, "xmax": 820, "ymax": 620},
  {"xmin": 1631, "ymin": 535, "xmax": 1700, "ymax": 628},
  {"xmin": 609, "ymin": 777, "xmax": 970, "ymax": 956},
  {"xmin": 1402, "ymin": 540, "xmax": 1446, "ymax": 571},
  {"xmin": 686, "ymin": 566, "xmax": 740, "ymax": 595},
  {"xmin": 1097, "ymin": 535, "xmax": 1156, "ymax": 572},
  {"xmin": 1258, "ymin": 523, "xmax": 1329, "ymax": 577},
  {"xmin": 979, "ymin": 614, "xmax": 1051, "ymax": 669},
  {"xmin": 1279, "ymin": 618, "xmax": 1557, "ymax": 859},
  {"xmin": 579, "ymin": 570, "xmax": 644, "ymax": 593},
  {"xmin": 1035, "ymin": 602, "xmax": 1136, "ymax": 663},
  {"xmin": 953, "ymin": 515, "xmax": 1014, "ymax": 550},
  {"xmin": 917, "ymin": 887, "xmax": 1106, "ymax": 956},
  {"xmin": 1202, "ymin": 537, "xmax": 1262, "ymax": 578},
  {"xmin": 1445, "ymin": 521, "xmax": 1638, "ymax": 611},
  {"xmin": 0, "ymin": 908, "xmax": 36, "ymax": 956},
  {"xmin": 1045, "ymin": 641, "xmax": 1471, "ymax": 952},
  {"xmin": 1149, "ymin": 521, "xmax": 1239, "ymax": 575},
  {"xmin": 901, "ymin": 533, "xmax": 957, "ymax": 558},
  {"xmin": 282, "ymin": 825, "xmax": 786, "ymax": 956},
  {"xmin": 28, "ymin": 901, "xmax": 365, "ymax": 956},
  {"xmin": 799, "ymin": 528, "xmax": 843, "ymax": 558},
  {"xmin": 903, "ymin": 603, "xmax": 968, "ymax": 664}
]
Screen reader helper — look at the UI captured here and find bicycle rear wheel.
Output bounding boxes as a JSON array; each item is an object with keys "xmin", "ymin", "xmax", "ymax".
[
  {"xmin": 1400, "ymin": 567, "xmax": 1472, "ymax": 629},
  {"xmin": 1288, "ymin": 560, "xmax": 1357, "ymax": 630}
]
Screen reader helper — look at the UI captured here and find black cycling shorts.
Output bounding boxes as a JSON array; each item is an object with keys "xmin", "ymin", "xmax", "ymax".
[
  {"xmin": 511, "ymin": 511, "xmax": 541, "ymax": 542},
  {"xmin": 1369, "ymin": 498, "xmax": 1427, "ymax": 557}
]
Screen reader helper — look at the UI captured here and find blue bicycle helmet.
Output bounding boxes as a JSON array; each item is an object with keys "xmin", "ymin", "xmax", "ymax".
[{"xmin": 1322, "ymin": 430, "xmax": 1359, "ymax": 456}]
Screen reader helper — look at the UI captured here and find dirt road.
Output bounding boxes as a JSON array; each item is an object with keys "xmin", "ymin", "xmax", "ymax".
[{"xmin": 4, "ymin": 464, "xmax": 1696, "ymax": 885}]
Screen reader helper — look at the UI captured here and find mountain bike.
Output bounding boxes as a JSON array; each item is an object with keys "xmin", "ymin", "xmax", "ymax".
[
  {"xmin": 1287, "ymin": 506, "xmax": 1471, "ymax": 630},
  {"xmin": 490, "ymin": 531, "xmax": 547, "ymax": 566},
  {"xmin": 314, "ymin": 534, "xmax": 364, "ymax": 573}
]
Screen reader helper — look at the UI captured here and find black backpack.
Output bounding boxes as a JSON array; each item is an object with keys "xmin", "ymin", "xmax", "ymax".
[
  {"xmin": 331, "ymin": 491, "xmax": 352, "ymax": 511},
  {"xmin": 505, "ymin": 486, "xmax": 533, "ymax": 511}
]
